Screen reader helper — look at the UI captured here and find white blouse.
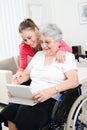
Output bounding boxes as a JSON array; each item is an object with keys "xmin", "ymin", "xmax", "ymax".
[{"xmin": 28, "ymin": 51, "xmax": 77, "ymax": 99}]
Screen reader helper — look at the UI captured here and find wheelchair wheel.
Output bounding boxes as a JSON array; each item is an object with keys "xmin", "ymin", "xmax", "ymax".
[{"xmin": 66, "ymin": 92, "xmax": 87, "ymax": 130}]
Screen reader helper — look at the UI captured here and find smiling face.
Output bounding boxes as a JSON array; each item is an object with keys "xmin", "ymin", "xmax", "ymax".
[
  {"xmin": 40, "ymin": 35, "xmax": 61, "ymax": 56},
  {"xmin": 20, "ymin": 27, "xmax": 39, "ymax": 48}
]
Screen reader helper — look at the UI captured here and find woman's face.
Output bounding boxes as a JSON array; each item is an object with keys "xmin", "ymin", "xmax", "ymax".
[
  {"xmin": 40, "ymin": 35, "xmax": 60, "ymax": 56},
  {"xmin": 20, "ymin": 28, "xmax": 39, "ymax": 48}
]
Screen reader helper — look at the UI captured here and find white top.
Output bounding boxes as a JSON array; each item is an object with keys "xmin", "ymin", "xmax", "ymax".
[{"xmin": 28, "ymin": 51, "xmax": 77, "ymax": 99}]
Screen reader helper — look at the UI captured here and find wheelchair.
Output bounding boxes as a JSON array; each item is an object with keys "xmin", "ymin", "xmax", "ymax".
[
  {"xmin": 41, "ymin": 84, "xmax": 83, "ymax": 130},
  {"xmin": 66, "ymin": 91, "xmax": 87, "ymax": 130},
  {"xmin": 41, "ymin": 84, "xmax": 87, "ymax": 130}
]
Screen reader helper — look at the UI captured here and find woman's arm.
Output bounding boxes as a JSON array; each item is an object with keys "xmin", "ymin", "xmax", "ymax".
[
  {"xmin": 32, "ymin": 69, "xmax": 79, "ymax": 103},
  {"xmin": 19, "ymin": 44, "xmax": 30, "ymax": 71},
  {"xmin": 18, "ymin": 43, "xmax": 35, "ymax": 71},
  {"xmin": 56, "ymin": 40, "xmax": 72, "ymax": 62},
  {"xmin": 54, "ymin": 69, "xmax": 79, "ymax": 93},
  {"xmin": 12, "ymin": 44, "xmax": 28, "ymax": 84},
  {"xmin": 12, "ymin": 43, "xmax": 35, "ymax": 84}
]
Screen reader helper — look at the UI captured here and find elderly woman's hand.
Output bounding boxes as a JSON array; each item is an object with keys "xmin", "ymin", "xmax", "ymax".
[
  {"xmin": 32, "ymin": 87, "xmax": 56, "ymax": 103},
  {"xmin": 56, "ymin": 50, "xmax": 66, "ymax": 63}
]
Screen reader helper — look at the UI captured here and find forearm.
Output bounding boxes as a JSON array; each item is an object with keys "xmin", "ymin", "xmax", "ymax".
[
  {"xmin": 22, "ymin": 67, "xmax": 31, "ymax": 82},
  {"xmin": 19, "ymin": 46, "xmax": 28, "ymax": 71},
  {"xmin": 22, "ymin": 73, "xmax": 30, "ymax": 83},
  {"xmin": 54, "ymin": 76, "xmax": 79, "ymax": 93},
  {"xmin": 19, "ymin": 57, "xmax": 27, "ymax": 71}
]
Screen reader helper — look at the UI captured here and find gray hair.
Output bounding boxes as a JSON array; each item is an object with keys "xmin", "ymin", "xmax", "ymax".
[{"xmin": 40, "ymin": 24, "xmax": 63, "ymax": 41}]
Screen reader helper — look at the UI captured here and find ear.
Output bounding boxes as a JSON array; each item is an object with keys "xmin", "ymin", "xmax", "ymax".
[{"xmin": 35, "ymin": 27, "xmax": 39, "ymax": 32}]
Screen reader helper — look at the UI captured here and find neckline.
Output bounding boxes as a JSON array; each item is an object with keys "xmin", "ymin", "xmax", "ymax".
[{"xmin": 43, "ymin": 53, "xmax": 56, "ymax": 67}]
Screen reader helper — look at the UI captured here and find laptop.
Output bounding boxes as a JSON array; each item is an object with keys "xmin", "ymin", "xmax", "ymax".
[{"xmin": 6, "ymin": 83, "xmax": 36, "ymax": 106}]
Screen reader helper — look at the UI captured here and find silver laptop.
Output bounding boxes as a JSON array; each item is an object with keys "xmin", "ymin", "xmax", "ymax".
[{"xmin": 6, "ymin": 84, "xmax": 36, "ymax": 106}]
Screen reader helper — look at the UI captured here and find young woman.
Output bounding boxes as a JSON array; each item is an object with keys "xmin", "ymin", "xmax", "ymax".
[{"xmin": 13, "ymin": 18, "xmax": 72, "ymax": 83}]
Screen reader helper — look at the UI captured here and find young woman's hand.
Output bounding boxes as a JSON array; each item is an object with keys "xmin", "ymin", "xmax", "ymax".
[
  {"xmin": 56, "ymin": 50, "xmax": 66, "ymax": 63},
  {"xmin": 12, "ymin": 71, "xmax": 24, "ymax": 84}
]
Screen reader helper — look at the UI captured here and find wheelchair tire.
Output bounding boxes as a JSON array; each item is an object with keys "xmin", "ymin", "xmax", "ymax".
[{"xmin": 66, "ymin": 92, "xmax": 87, "ymax": 130}]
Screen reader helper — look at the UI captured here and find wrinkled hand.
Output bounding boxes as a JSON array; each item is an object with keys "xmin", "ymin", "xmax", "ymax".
[
  {"xmin": 56, "ymin": 50, "xmax": 66, "ymax": 63},
  {"xmin": 32, "ymin": 87, "xmax": 55, "ymax": 103}
]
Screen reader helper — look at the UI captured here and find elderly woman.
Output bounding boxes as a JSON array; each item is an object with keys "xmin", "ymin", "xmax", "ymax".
[{"xmin": 0, "ymin": 24, "xmax": 79, "ymax": 130}]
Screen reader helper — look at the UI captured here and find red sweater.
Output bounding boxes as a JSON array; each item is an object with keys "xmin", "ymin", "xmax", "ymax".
[{"xmin": 18, "ymin": 40, "xmax": 72, "ymax": 71}]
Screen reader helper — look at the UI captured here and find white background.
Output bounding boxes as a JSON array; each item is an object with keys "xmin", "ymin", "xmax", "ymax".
[{"xmin": 0, "ymin": 0, "xmax": 87, "ymax": 58}]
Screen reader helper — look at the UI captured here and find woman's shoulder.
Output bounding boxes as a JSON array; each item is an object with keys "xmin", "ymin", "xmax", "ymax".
[
  {"xmin": 35, "ymin": 50, "xmax": 44, "ymax": 55},
  {"xmin": 19, "ymin": 43, "xmax": 30, "ymax": 49},
  {"xmin": 19, "ymin": 43, "xmax": 34, "ymax": 52},
  {"xmin": 19, "ymin": 43, "xmax": 35, "ymax": 57}
]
